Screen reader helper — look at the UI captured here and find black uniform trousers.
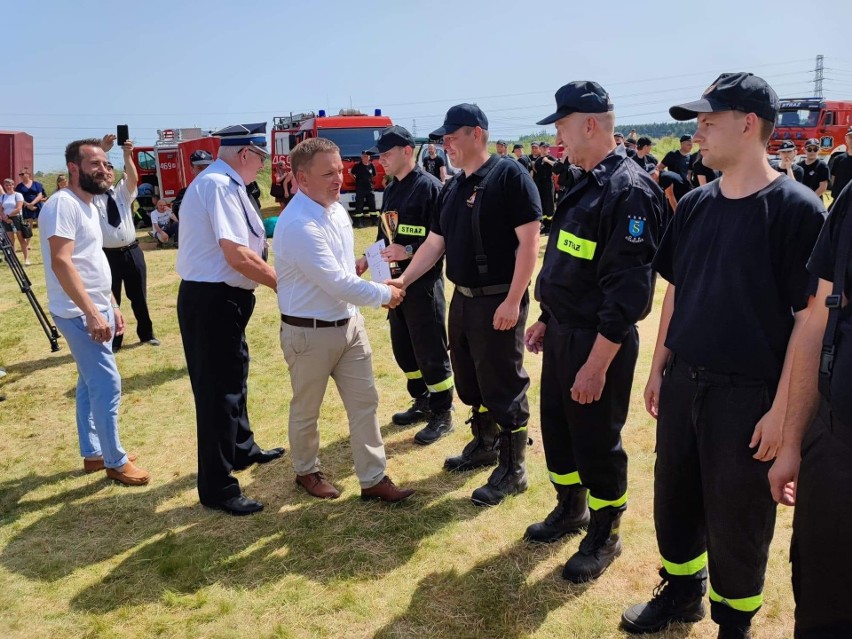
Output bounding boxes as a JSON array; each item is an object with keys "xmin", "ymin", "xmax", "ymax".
[
  {"xmin": 792, "ymin": 399, "xmax": 852, "ymax": 638},
  {"xmin": 447, "ymin": 289, "xmax": 530, "ymax": 428},
  {"xmin": 538, "ymin": 182, "xmax": 555, "ymax": 231},
  {"xmin": 389, "ymin": 274, "xmax": 453, "ymax": 412},
  {"xmin": 540, "ymin": 322, "xmax": 636, "ymax": 510},
  {"xmin": 103, "ymin": 243, "xmax": 154, "ymax": 349},
  {"xmin": 177, "ymin": 281, "xmax": 262, "ymax": 505},
  {"xmin": 655, "ymin": 355, "xmax": 777, "ymax": 628},
  {"xmin": 354, "ymin": 189, "xmax": 376, "ymax": 214}
]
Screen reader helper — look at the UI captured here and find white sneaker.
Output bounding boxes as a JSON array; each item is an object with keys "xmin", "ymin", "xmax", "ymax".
[{"xmin": 24, "ymin": 260, "xmax": 31, "ymax": 266}]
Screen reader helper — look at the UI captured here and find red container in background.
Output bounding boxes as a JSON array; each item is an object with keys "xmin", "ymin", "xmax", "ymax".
[{"xmin": 0, "ymin": 131, "xmax": 34, "ymax": 181}]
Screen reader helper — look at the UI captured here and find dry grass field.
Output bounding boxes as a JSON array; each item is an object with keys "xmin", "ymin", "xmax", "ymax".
[{"xmin": 0, "ymin": 212, "xmax": 797, "ymax": 639}]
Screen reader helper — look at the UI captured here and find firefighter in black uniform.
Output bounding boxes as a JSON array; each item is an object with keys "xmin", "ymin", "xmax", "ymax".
[
  {"xmin": 533, "ymin": 141, "xmax": 556, "ymax": 234},
  {"xmin": 388, "ymin": 103, "xmax": 542, "ymax": 506},
  {"xmin": 621, "ymin": 73, "xmax": 825, "ymax": 639},
  {"xmin": 356, "ymin": 126, "xmax": 455, "ymax": 445},
  {"xmin": 523, "ymin": 81, "xmax": 665, "ymax": 584},
  {"xmin": 350, "ymin": 150, "xmax": 376, "ymax": 227},
  {"xmin": 769, "ymin": 182, "xmax": 852, "ymax": 639},
  {"xmin": 513, "ymin": 144, "xmax": 531, "ymax": 170}
]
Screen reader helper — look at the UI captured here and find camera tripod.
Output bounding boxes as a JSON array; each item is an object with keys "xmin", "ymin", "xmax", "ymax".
[{"xmin": 0, "ymin": 230, "xmax": 60, "ymax": 352}]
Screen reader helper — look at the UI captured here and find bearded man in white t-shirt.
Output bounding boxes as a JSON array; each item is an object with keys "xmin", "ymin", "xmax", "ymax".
[{"xmin": 39, "ymin": 139, "xmax": 150, "ymax": 486}]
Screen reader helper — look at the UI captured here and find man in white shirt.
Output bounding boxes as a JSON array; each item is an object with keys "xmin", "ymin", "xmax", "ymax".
[
  {"xmin": 176, "ymin": 123, "xmax": 284, "ymax": 516},
  {"xmin": 96, "ymin": 134, "xmax": 159, "ymax": 352},
  {"xmin": 273, "ymin": 137, "xmax": 414, "ymax": 503},
  {"xmin": 40, "ymin": 138, "xmax": 150, "ymax": 486}
]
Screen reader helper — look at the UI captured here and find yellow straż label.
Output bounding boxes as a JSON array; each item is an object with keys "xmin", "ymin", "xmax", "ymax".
[{"xmin": 557, "ymin": 230, "xmax": 596, "ymax": 260}]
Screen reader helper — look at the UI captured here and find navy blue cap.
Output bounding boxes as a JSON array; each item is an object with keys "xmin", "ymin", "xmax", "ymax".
[
  {"xmin": 614, "ymin": 131, "xmax": 625, "ymax": 138},
  {"xmin": 214, "ymin": 122, "xmax": 269, "ymax": 156},
  {"xmin": 368, "ymin": 125, "xmax": 415, "ymax": 153},
  {"xmin": 669, "ymin": 72, "xmax": 780, "ymax": 123},
  {"xmin": 530, "ymin": 141, "xmax": 539, "ymax": 147},
  {"xmin": 779, "ymin": 140, "xmax": 797, "ymax": 152},
  {"xmin": 496, "ymin": 139, "xmax": 508, "ymax": 146},
  {"xmin": 539, "ymin": 141, "xmax": 550, "ymax": 148},
  {"xmin": 537, "ymin": 81, "xmax": 614, "ymax": 125},
  {"xmin": 805, "ymin": 138, "xmax": 820, "ymax": 146},
  {"xmin": 190, "ymin": 150, "xmax": 214, "ymax": 166},
  {"xmin": 680, "ymin": 134, "xmax": 693, "ymax": 142},
  {"xmin": 513, "ymin": 143, "xmax": 524, "ymax": 151},
  {"xmin": 430, "ymin": 104, "xmax": 488, "ymax": 137}
]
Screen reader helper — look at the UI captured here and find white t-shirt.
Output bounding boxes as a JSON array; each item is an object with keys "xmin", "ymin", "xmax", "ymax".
[
  {"xmin": 151, "ymin": 208, "xmax": 173, "ymax": 227},
  {"xmin": 2, "ymin": 192, "xmax": 23, "ymax": 216},
  {"xmin": 39, "ymin": 189, "xmax": 113, "ymax": 318},
  {"xmin": 175, "ymin": 159, "xmax": 266, "ymax": 290}
]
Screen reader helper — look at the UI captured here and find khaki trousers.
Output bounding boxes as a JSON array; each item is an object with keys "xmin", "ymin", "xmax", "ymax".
[{"xmin": 279, "ymin": 314, "xmax": 386, "ymax": 488}]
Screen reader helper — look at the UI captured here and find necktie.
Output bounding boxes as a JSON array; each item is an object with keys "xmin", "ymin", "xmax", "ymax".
[{"xmin": 106, "ymin": 191, "xmax": 121, "ymax": 228}]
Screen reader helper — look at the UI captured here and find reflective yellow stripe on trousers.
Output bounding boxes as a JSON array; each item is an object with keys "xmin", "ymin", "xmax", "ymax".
[
  {"xmin": 661, "ymin": 552, "xmax": 708, "ymax": 577},
  {"xmin": 709, "ymin": 586, "xmax": 762, "ymax": 612}
]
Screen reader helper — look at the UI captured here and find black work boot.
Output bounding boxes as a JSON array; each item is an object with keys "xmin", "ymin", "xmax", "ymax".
[
  {"xmin": 443, "ymin": 410, "xmax": 499, "ymax": 472},
  {"xmin": 717, "ymin": 626, "xmax": 751, "ymax": 639},
  {"xmin": 392, "ymin": 394, "xmax": 430, "ymax": 426},
  {"xmin": 414, "ymin": 409, "xmax": 454, "ymax": 445},
  {"xmin": 523, "ymin": 484, "xmax": 590, "ymax": 543},
  {"xmin": 470, "ymin": 427, "xmax": 529, "ymax": 506},
  {"xmin": 561, "ymin": 508, "xmax": 623, "ymax": 583},
  {"xmin": 621, "ymin": 568, "xmax": 707, "ymax": 634}
]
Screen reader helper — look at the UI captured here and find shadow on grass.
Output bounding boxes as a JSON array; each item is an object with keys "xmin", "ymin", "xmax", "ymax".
[
  {"xmin": 61, "ymin": 364, "xmax": 187, "ymax": 398},
  {"xmin": 373, "ymin": 540, "xmax": 591, "ymax": 639},
  {"xmin": 5, "ymin": 352, "xmax": 74, "ymax": 379},
  {"xmin": 0, "ymin": 470, "xmax": 103, "ymax": 526},
  {"xmin": 1, "ymin": 426, "xmax": 493, "ymax": 613}
]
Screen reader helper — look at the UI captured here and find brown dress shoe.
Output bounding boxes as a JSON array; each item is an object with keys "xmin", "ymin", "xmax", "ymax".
[
  {"xmin": 360, "ymin": 476, "xmax": 415, "ymax": 503},
  {"xmin": 84, "ymin": 453, "xmax": 138, "ymax": 473},
  {"xmin": 105, "ymin": 461, "xmax": 150, "ymax": 486},
  {"xmin": 295, "ymin": 472, "xmax": 340, "ymax": 499}
]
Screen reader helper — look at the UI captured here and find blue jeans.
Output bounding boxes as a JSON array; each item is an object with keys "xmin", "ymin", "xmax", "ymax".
[{"xmin": 53, "ymin": 308, "xmax": 128, "ymax": 469}]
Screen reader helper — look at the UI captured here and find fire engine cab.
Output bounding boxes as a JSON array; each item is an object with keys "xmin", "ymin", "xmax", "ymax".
[
  {"xmin": 132, "ymin": 128, "xmax": 220, "ymax": 207},
  {"xmin": 769, "ymin": 98, "xmax": 852, "ymax": 156},
  {"xmin": 271, "ymin": 109, "xmax": 393, "ymax": 210}
]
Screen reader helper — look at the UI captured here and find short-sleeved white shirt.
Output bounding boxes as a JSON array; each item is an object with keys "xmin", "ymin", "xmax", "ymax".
[
  {"xmin": 95, "ymin": 177, "xmax": 138, "ymax": 248},
  {"xmin": 1, "ymin": 192, "xmax": 23, "ymax": 216},
  {"xmin": 175, "ymin": 159, "xmax": 266, "ymax": 290},
  {"xmin": 39, "ymin": 189, "xmax": 112, "ymax": 318}
]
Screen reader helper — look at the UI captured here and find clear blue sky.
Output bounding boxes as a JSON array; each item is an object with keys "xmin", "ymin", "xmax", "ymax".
[{"xmin": 5, "ymin": 0, "xmax": 852, "ymax": 171}]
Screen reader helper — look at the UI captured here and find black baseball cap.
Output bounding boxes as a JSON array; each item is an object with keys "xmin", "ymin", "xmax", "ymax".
[
  {"xmin": 190, "ymin": 150, "xmax": 214, "ymax": 166},
  {"xmin": 368, "ymin": 125, "xmax": 415, "ymax": 153},
  {"xmin": 537, "ymin": 80, "xmax": 613, "ymax": 125},
  {"xmin": 530, "ymin": 141, "xmax": 540, "ymax": 147},
  {"xmin": 614, "ymin": 131, "xmax": 624, "ymax": 139},
  {"xmin": 669, "ymin": 72, "xmax": 779, "ymax": 122},
  {"xmin": 430, "ymin": 103, "xmax": 488, "ymax": 137},
  {"xmin": 539, "ymin": 141, "xmax": 550, "ymax": 148},
  {"xmin": 496, "ymin": 139, "xmax": 508, "ymax": 146},
  {"xmin": 680, "ymin": 134, "xmax": 693, "ymax": 142},
  {"xmin": 846, "ymin": 126, "xmax": 852, "ymax": 135},
  {"xmin": 805, "ymin": 138, "xmax": 820, "ymax": 146},
  {"xmin": 779, "ymin": 140, "xmax": 797, "ymax": 152},
  {"xmin": 513, "ymin": 143, "xmax": 524, "ymax": 151}
]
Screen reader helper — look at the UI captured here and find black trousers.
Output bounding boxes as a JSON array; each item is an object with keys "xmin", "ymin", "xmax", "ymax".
[
  {"xmin": 447, "ymin": 289, "xmax": 530, "ymax": 428},
  {"xmin": 103, "ymin": 244, "xmax": 154, "ymax": 349},
  {"xmin": 540, "ymin": 323, "xmax": 637, "ymax": 509},
  {"xmin": 177, "ymin": 281, "xmax": 262, "ymax": 505},
  {"xmin": 655, "ymin": 355, "xmax": 777, "ymax": 628},
  {"xmin": 354, "ymin": 189, "xmax": 376, "ymax": 213},
  {"xmin": 388, "ymin": 274, "xmax": 453, "ymax": 412},
  {"xmin": 792, "ymin": 399, "xmax": 852, "ymax": 638}
]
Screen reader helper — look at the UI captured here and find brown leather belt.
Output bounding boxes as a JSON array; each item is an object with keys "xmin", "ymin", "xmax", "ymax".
[{"xmin": 281, "ymin": 314, "xmax": 350, "ymax": 328}]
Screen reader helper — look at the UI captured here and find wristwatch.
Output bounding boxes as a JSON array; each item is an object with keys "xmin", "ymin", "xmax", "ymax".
[{"xmin": 404, "ymin": 245, "xmax": 414, "ymax": 257}]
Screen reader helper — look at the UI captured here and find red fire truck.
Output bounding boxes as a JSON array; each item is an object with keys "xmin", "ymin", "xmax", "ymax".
[
  {"xmin": 131, "ymin": 128, "xmax": 220, "ymax": 205},
  {"xmin": 769, "ymin": 97, "xmax": 852, "ymax": 156},
  {"xmin": 271, "ymin": 109, "xmax": 393, "ymax": 210}
]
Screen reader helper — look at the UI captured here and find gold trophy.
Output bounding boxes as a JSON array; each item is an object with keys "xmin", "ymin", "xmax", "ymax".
[{"xmin": 380, "ymin": 211, "xmax": 401, "ymax": 277}]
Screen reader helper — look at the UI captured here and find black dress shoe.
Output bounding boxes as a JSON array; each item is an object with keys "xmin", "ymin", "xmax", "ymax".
[
  {"xmin": 206, "ymin": 494, "xmax": 264, "ymax": 516},
  {"xmin": 234, "ymin": 447, "xmax": 286, "ymax": 471}
]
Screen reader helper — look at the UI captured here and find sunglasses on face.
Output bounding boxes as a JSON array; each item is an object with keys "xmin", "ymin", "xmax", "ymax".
[{"xmin": 805, "ymin": 146, "xmax": 819, "ymax": 152}]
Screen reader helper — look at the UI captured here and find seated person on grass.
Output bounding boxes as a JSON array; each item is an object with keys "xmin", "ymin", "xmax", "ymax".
[{"xmin": 150, "ymin": 199, "xmax": 178, "ymax": 246}]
